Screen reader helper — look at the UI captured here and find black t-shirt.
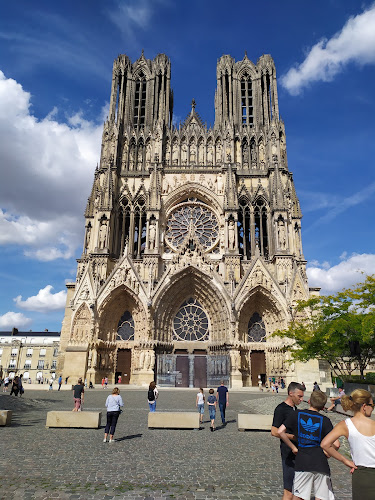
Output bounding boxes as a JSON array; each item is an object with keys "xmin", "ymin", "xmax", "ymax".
[
  {"xmin": 272, "ymin": 401, "xmax": 297, "ymax": 460},
  {"xmin": 73, "ymin": 384, "xmax": 84, "ymax": 399},
  {"xmin": 284, "ymin": 409, "xmax": 333, "ymax": 475}
]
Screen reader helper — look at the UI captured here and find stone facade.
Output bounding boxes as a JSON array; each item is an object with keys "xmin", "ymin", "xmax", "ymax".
[{"xmin": 59, "ymin": 52, "xmax": 322, "ymax": 387}]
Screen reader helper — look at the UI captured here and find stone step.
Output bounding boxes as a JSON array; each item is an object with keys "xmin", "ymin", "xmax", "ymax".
[{"xmin": 46, "ymin": 411, "xmax": 102, "ymax": 428}]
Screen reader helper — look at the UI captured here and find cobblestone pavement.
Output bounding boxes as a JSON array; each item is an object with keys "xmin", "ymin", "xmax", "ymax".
[{"xmin": 0, "ymin": 388, "xmax": 352, "ymax": 500}]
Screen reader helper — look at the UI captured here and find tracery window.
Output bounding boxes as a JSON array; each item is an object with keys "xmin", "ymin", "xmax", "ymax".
[
  {"xmin": 241, "ymin": 73, "xmax": 254, "ymax": 127},
  {"xmin": 173, "ymin": 298, "xmax": 209, "ymax": 341},
  {"xmin": 133, "ymin": 198, "xmax": 147, "ymax": 259},
  {"xmin": 117, "ymin": 311, "xmax": 135, "ymax": 341},
  {"xmin": 254, "ymin": 198, "xmax": 269, "ymax": 259},
  {"xmin": 248, "ymin": 312, "xmax": 266, "ymax": 342},
  {"xmin": 165, "ymin": 201, "xmax": 219, "ymax": 252},
  {"xmin": 134, "ymin": 72, "xmax": 146, "ymax": 128},
  {"xmin": 238, "ymin": 198, "xmax": 251, "ymax": 259}
]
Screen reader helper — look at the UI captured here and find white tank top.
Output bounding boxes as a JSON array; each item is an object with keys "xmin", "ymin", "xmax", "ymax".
[
  {"xmin": 346, "ymin": 418, "xmax": 375, "ymax": 467},
  {"xmin": 197, "ymin": 392, "xmax": 204, "ymax": 405}
]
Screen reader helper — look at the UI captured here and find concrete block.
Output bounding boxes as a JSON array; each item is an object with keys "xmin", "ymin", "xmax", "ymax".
[
  {"xmin": 238, "ymin": 413, "xmax": 273, "ymax": 431},
  {"xmin": 46, "ymin": 411, "xmax": 102, "ymax": 428},
  {"xmin": 0, "ymin": 410, "xmax": 12, "ymax": 426},
  {"xmin": 148, "ymin": 412, "xmax": 200, "ymax": 429}
]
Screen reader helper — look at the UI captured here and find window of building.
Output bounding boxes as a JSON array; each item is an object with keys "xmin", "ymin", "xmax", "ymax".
[
  {"xmin": 117, "ymin": 311, "xmax": 135, "ymax": 341},
  {"xmin": 37, "ymin": 360, "xmax": 45, "ymax": 369},
  {"xmin": 248, "ymin": 312, "xmax": 266, "ymax": 342},
  {"xmin": 9, "ymin": 359, "xmax": 16, "ymax": 368},
  {"xmin": 173, "ymin": 298, "xmax": 209, "ymax": 341},
  {"xmin": 134, "ymin": 72, "xmax": 146, "ymax": 128},
  {"xmin": 241, "ymin": 73, "xmax": 254, "ymax": 127},
  {"xmin": 26, "ymin": 348, "xmax": 33, "ymax": 357},
  {"xmin": 53, "ymin": 347, "xmax": 59, "ymax": 357},
  {"xmin": 39, "ymin": 348, "xmax": 46, "ymax": 357},
  {"xmin": 51, "ymin": 360, "xmax": 57, "ymax": 369},
  {"xmin": 254, "ymin": 199, "xmax": 269, "ymax": 259},
  {"xmin": 24, "ymin": 360, "xmax": 32, "ymax": 369},
  {"xmin": 11, "ymin": 348, "xmax": 18, "ymax": 356}
]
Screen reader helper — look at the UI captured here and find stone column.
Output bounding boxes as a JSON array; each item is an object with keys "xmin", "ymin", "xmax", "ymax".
[{"xmin": 189, "ymin": 354, "xmax": 194, "ymax": 388}]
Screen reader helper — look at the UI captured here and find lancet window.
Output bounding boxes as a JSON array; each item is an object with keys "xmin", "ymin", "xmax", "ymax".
[
  {"xmin": 254, "ymin": 198, "xmax": 269, "ymax": 259},
  {"xmin": 238, "ymin": 198, "xmax": 251, "ymax": 259},
  {"xmin": 118, "ymin": 199, "xmax": 131, "ymax": 256},
  {"xmin": 241, "ymin": 73, "xmax": 254, "ymax": 127},
  {"xmin": 133, "ymin": 198, "xmax": 147, "ymax": 259},
  {"xmin": 173, "ymin": 298, "xmax": 209, "ymax": 341},
  {"xmin": 248, "ymin": 312, "xmax": 266, "ymax": 342},
  {"xmin": 134, "ymin": 72, "xmax": 147, "ymax": 128},
  {"xmin": 117, "ymin": 310, "xmax": 135, "ymax": 341}
]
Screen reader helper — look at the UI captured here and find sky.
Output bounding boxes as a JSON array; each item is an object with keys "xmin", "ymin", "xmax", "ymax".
[{"xmin": 0, "ymin": 0, "xmax": 374, "ymax": 332}]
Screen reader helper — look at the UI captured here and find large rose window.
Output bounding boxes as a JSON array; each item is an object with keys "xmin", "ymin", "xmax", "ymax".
[{"xmin": 165, "ymin": 202, "xmax": 219, "ymax": 251}]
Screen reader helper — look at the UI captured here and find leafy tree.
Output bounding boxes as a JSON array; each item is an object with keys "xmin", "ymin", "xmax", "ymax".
[{"xmin": 274, "ymin": 275, "xmax": 375, "ymax": 379}]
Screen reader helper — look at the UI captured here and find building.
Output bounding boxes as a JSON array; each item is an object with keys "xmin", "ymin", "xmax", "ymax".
[
  {"xmin": 0, "ymin": 328, "xmax": 60, "ymax": 382},
  {"xmin": 59, "ymin": 51, "xmax": 324, "ymax": 387}
]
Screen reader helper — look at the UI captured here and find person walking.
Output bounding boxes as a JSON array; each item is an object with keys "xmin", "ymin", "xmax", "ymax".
[
  {"xmin": 3, "ymin": 375, "xmax": 9, "ymax": 392},
  {"xmin": 10, "ymin": 375, "xmax": 19, "ymax": 396},
  {"xmin": 104, "ymin": 376, "xmax": 108, "ymax": 389},
  {"xmin": 196, "ymin": 388, "xmax": 205, "ymax": 424},
  {"xmin": 321, "ymin": 389, "xmax": 375, "ymax": 500},
  {"xmin": 147, "ymin": 381, "xmax": 158, "ymax": 412},
  {"xmin": 271, "ymin": 381, "xmax": 305, "ymax": 500},
  {"xmin": 48, "ymin": 377, "xmax": 53, "ymax": 390},
  {"xmin": 58, "ymin": 375, "xmax": 62, "ymax": 391},
  {"xmin": 72, "ymin": 377, "xmax": 85, "ymax": 411},
  {"xmin": 207, "ymin": 388, "xmax": 217, "ymax": 432},
  {"xmin": 103, "ymin": 387, "xmax": 124, "ymax": 443},
  {"xmin": 18, "ymin": 374, "xmax": 24, "ymax": 397},
  {"xmin": 216, "ymin": 380, "xmax": 229, "ymax": 425}
]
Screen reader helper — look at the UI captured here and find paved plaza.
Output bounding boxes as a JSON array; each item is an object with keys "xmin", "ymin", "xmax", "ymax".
[{"xmin": 0, "ymin": 388, "xmax": 352, "ymax": 500}]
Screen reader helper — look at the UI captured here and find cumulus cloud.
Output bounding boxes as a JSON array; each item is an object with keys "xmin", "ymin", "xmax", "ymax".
[
  {"xmin": 0, "ymin": 70, "xmax": 102, "ymax": 260},
  {"xmin": 307, "ymin": 253, "xmax": 375, "ymax": 294},
  {"xmin": 0, "ymin": 312, "xmax": 32, "ymax": 330},
  {"xmin": 281, "ymin": 4, "xmax": 375, "ymax": 94},
  {"xmin": 14, "ymin": 285, "xmax": 67, "ymax": 313}
]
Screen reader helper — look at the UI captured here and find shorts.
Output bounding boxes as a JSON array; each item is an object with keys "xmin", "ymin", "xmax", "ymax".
[
  {"xmin": 293, "ymin": 471, "xmax": 334, "ymax": 500},
  {"xmin": 208, "ymin": 407, "xmax": 216, "ymax": 420},
  {"xmin": 197, "ymin": 404, "xmax": 204, "ymax": 414},
  {"xmin": 281, "ymin": 455, "xmax": 295, "ymax": 492}
]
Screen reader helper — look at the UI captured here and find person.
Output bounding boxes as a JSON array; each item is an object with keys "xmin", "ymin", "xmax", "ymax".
[
  {"xmin": 280, "ymin": 377, "xmax": 285, "ymax": 390},
  {"xmin": 271, "ymin": 381, "xmax": 305, "ymax": 500},
  {"xmin": 72, "ymin": 377, "xmax": 85, "ymax": 411},
  {"xmin": 216, "ymin": 380, "xmax": 229, "ymax": 425},
  {"xmin": 207, "ymin": 388, "xmax": 217, "ymax": 432},
  {"xmin": 101, "ymin": 377, "xmax": 105, "ymax": 389},
  {"xmin": 10, "ymin": 375, "xmax": 19, "ymax": 396},
  {"xmin": 321, "ymin": 389, "xmax": 375, "ymax": 500},
  {"xmin": 89, "ymin": 380, "xmax": 94, "ymax": 389},
  {"xmin": 103, "ymin": 387, "xmax": 124, "ymax": 443},
  {"xmin": 118, "ymin": 375, "xmax": 122, "ymax": 384},
  {"xmin": 147, "ymin": 381, "xmax": 158, "ymax": 412},
  {"xmin": 18, "ymin": 374, "xmax": 24, "ymax": 397},
  {"xmin": 65, "ymin": 376, "xmax": 69, "ymax": 384},
  {"xmin": 3, "ymin": 375, "xmax": 9, "ymax": 392},
  {"xmin": 278, "ymin": 390, "xmax": 339, "ymax": 500},
  {"xmin": 327, "ymin": 387, "xmax": 345, "ymax": 411},
  {"xmin": 196, "ymin": 388, "xmax": 205, "ymax": 424},
  {"xmin": 49, "ymin": 377, "xmax": 53, "ymax": 390},
  {"xmin": 313, "ymin": 381, "xmax": 320, "ymax": 391},
  {"xmin": 104, "ymin": 376, "xmax": 108, "ymax": 389},
  {"xmin": 58, "ymin": 375, "xmax": 62, "ymax": 391}
]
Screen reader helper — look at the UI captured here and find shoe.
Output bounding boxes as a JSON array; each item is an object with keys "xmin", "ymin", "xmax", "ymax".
[
  {"xmin": 103, "ymin": 438, "xmax": 107, "ymax": 443},
  {"xmin": 210, "ymin": 427, "xmax": 213, "ymax": 432},
  {"xmin": 109, "ymin": 439, "xmax": 114, "ymax": 443}
]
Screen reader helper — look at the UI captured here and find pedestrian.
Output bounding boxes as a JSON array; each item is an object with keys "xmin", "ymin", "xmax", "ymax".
[
  {"xmin": 84, "ymin": 378, "xmax": 87, "ymax": 388},
  {"xmin": 101, "ymin": 377, "xmax": 105, "ymax": 388},
  {"xmin": 313, "ymin": 381, "xmax": 320, "ymax": 391},
  {"xmin": 72, "ymin": 377, "xmax": 85, "ymax": 411},
  {"xmin": 18, "ymin": 374, "xmax": 24, "ymax": 397},
  {"xmin": 216, "ymin": 380, "xmax": 229, "ymax": 425},
  {"xmin": 65, "ymin": 376, "xmax": 69, "ymax": 384},
  {"xmin": 3, "ymin": 375, "xmax": 9, "ymax": 392},
  {"xmin": 104, "ymin": 376, "xmax": 108, "ymax": 389},
  {"xmin": 10, "ymin": 375, "xmax": 20, "ymax": 396},
  {"xmin": 271, "ymin": 381, "xmax": 305, "ymax": 500},
  {"xmin": 147, "ymin": 381, "xmax": 158, "ymax": 412},
  {"xmin": 196, "ymin": 388, "xmax": 205, "ymax": 424},
  {"xmin": 58, "ymin": 375, "xmax": 62, "ymax": 391},
  {"xmin": 280, "ymin": 377, "xmax": 285, "ymax": 389},
  {"xmin": 207, "ymin": 388, "xmax": 217, "ymax": 432},
  {"xmin": 275, "ymin": 380, "xmax": 279, "ymax": 393},
  {"xmin": 258, "ymin": 377, "xmax": 263, "ymax": 392},
  {"xmin": 321, "ymin": 389, "xmax": 375, "ymax": 500},
  {"xmin": 327, "ymin": 387, "xmax": 345, "ymax": 411},
  {"xmin": 48, "ymin": 377, "xmax": 53, "ymax": 390},
  {"xmin": 278, "ymin": 390, "xmax": 338, "ymax": 500},
  {"xmin": 103, "ymin": 387, "xmax": 124, "ymax": 443},
  {"xmin": 118, "ymin": 375, "xmax": 122, "ymax": 384}
]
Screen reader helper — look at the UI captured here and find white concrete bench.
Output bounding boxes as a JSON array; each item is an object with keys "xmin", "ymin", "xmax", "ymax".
[
  {"xmin": 148, "ymin": 412, "xmax": 200, "ymax": 429},
  {"xmin": 238, "ymin": 413, "xmax": 273, "ymax": 431},
  {"xmin": 0, "ymin": 410, "xmax": 12, "ymax": 426},
  {"xmin": 46, "ymin": 411, "xmax": 102, "ymax": 428}
]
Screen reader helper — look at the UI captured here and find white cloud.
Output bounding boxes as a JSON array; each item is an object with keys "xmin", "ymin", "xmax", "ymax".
[
  {"xmin": 281, "ymin": 4, "xmax": 375, "ymax": 94},
  {"xmin": 0, "ymin": 311, "xmax": 32, "ymax": 330},
  {"xmin": 14, "ymin": 285, "xmax": 67, "ymax": 313},
  {"xmin": 0, "ymin": 70, "xmax": 102, "ymax": 260},
  {"xmin": 307, "ymin": 253, "xmax": 375, "ymax": 294},
  {"xmin": 107, "ymin": 0, "xmax": 167, "ymax": 37}
]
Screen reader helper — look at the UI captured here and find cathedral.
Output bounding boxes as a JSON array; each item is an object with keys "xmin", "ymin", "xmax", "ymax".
[{"xmin": 59, "ymin": 51, "xmax": 323, "ymax": 388}]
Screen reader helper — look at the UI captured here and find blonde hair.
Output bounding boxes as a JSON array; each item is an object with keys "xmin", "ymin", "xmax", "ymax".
[
  {"xmin": 310, "ymin": 390, "xmax": 327, "ymax": 410},
  {"xmin": 341, "ymin": 388, "xmax": 372, "ymax": 413},
  {"xmin": 112, "ymin": 387, "xmax": 120, "ymax": 395}
]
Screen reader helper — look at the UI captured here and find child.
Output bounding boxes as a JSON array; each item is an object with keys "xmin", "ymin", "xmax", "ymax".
[
  {"xmin": 278, "ymin": 390, "xmax": 339, "ymax": 500},
  {"xmin": 207, "ymin": 388, "xmax": 217, "ymax": 432},
  {"xmin": 196, "ymin": 388, "xmax": 205, "ymax": 424}
]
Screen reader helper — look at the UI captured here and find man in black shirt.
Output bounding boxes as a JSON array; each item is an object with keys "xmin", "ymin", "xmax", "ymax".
[
  {"xmin": 278, "ymin": 390, "xmax": 339, "ymax": 500},
  {"xmin": 271, "ymin": 381, "xmax": 304, "ymax": 500},
  {"xmin": 72, "ymin": 377, "xmax": 85, "ymax": 411}
]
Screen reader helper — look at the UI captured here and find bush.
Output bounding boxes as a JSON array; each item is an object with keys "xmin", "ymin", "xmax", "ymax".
[{"xmin": 343, "ymin": 373, "xmax": 375, "ymax": 385}]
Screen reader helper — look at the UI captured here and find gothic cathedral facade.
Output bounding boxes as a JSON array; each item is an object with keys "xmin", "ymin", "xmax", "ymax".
[{"xmin": 59, "ymin": 52, "xmax": 321, "ymax": 387}]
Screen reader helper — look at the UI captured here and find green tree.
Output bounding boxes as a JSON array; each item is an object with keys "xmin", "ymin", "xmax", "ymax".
[{"xmin": 274, "ymin": 275, "xmax": 375, "ymax": 379}]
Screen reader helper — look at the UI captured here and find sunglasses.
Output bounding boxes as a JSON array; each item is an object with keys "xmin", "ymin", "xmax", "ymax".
[{"xmin": 366, "ymin": 403, "xmax": 375, "ymax": 409}]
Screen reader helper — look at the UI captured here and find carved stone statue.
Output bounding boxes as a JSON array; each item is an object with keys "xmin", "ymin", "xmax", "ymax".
[
  {"xmin": 148, "ymin": 220, "xmax": 156, "ymax": 250},
  {"xmin": 228, "ymin": 220, "xmax": 235, "ymax": 250}
]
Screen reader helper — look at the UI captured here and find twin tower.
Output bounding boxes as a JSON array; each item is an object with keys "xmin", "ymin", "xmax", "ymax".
[{"xmin": 59, "ymin": 52, "xmax": 323, "ymax": 389}]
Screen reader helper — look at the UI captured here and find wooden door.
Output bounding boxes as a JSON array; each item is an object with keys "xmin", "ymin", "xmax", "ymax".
[
  {"xmin": 116, "ymin": 349, "xmax": 131, "ymax": 384},
  {"xmin": 250, "ymin": 351, "xmax": 266, "ymax": 386},
  {"xmin": 194, "ymin": 356, "xmax": 207, "ymax": 388},
  {"xmin": 176, "ymin": 355, "xmax": 189, "ymax": 387}
]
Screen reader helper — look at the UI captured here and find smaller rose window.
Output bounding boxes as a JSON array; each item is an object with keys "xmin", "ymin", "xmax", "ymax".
[
  {"xmin": 173, "ymin": 298, "xmax": 209, "ymax": 341},
  {"xmin": 117, "ymin": 311, "xmax": 135, "ymax": 341},
  {"xmin": 248, "ymin": 312, "xmax": 266, "ymax": 342}
]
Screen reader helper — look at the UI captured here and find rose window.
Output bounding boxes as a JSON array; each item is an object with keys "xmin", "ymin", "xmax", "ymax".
[
  {"xmin": 248, "ymin": 312, "xmax": 266, "ymax": 342},
  {"xmin": 117, "ymin": 311, "xmax": 135, "ymax": 341},
  {"xmin": 165, "ymin": 203, "xmax": 219, "ymax": 251},
  {"xmin": 173, "ymin": 298, "xmax": 209, "ymax": 341}
]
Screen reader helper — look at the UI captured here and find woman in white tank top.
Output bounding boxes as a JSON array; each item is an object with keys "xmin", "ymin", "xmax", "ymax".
[{"xmin": 321, "ymin": 388, "xmax": 375, "ymax": 500}]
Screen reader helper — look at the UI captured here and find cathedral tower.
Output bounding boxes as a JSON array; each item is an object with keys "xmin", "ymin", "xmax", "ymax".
[{"xmin": 59, "ymin": 52, "xmax": 323, "ymax": 388}]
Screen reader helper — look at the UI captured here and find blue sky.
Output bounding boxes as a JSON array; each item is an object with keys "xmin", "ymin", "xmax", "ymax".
[{"xmin": 0, "ymin": 0, "xmax": 374, "ymax": 331}]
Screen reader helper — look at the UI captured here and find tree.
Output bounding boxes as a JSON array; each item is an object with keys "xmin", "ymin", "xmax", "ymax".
[{"xmin": 274, "ymin": 275, "xmax": 375, "ymax": 379}]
